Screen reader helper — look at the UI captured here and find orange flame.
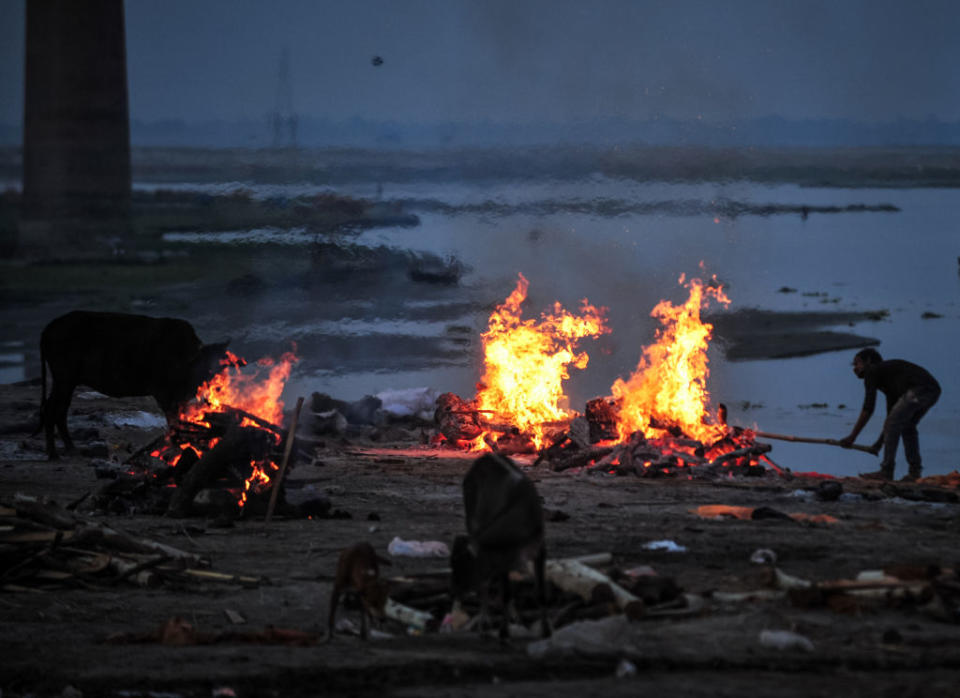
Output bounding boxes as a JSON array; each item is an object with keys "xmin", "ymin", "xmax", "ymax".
[
  {"xmin": 182, "ymin": 349, "xmax": 297, "ymax": 428},
  {"xmin": 156, "ymin": 347, "xmax": 298, "ymax": 509},
  {"xmin": 611, "ymin": 274, "xmax": 729, "ymax": 443},
  {"xmin": 475, "ymin": 273, "xmax": 609, "ymax": 448}
]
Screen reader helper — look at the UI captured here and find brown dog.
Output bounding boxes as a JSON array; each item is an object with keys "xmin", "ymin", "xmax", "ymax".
[{"xmin": 327, "ymin": 542, "xmax": 391, "ymax": 641}]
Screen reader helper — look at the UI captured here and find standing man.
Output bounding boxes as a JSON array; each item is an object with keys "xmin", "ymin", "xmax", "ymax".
[{"xmin": 840, "ymin": 348, "xmax": 941, "ymax": 482}]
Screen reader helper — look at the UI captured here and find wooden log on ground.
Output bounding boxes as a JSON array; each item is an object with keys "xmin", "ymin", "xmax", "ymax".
[
  {"xmin": 545, "ymin": 558, "xmax": 640, "ymax": 611},
  {"xmin": 709, "ymin": 443, "xmax": 772, "ymax": 467},
  {"xmin": 550, "ymin": 446, "xmax": 615, "ymax": 472}
]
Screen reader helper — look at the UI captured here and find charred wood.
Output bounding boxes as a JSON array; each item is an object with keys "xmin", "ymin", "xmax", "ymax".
[
  {"xmin": 434, "ymin": 392, "xmax": 483, "ymax": 443},
  {"xmin": 166, "ymin": 425, "xmax": 275, "ymax": 518},
  {"xmin": 585, "ymin": 397, "xmax": 619, "ymax": 443},
  {"xmin": 550, "ymin": 446, "xmax": 615, "ymax": 472},
  {"xmin": 709, "ymin": 442, "xmax": 772, "ymax": 467}
]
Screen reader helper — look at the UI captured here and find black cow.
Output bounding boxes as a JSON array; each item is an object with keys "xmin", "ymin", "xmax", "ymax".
[
  {"xmin": 39, "ymin": 311, "xmax": 229, "ymax": 459},
  {"xmin": 451, "ymin": 453, "xmax": 550, "ymax": 640}
]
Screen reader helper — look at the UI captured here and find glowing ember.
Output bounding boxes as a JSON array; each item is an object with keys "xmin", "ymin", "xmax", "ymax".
[
  {"xmin": 475, "ymin": 273, "xmax": 609, "ymax": 449},
  {"xmin": 610, "ymin": 273, "xmax": 730, "ymax": 444}
]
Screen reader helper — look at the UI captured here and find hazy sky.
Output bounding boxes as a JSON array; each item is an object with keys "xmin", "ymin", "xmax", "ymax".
[{"xmin": 2, "ymin": 0, "xmax": 960, "ymax": 125}]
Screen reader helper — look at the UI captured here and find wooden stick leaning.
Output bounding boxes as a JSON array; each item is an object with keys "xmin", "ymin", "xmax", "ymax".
[
  {"xmin": 265, "ymin": 396, "xmax": 304, "ymax": 524},
  {"xmin": 753, "ymin": 431, "xmax": 877, "ymax": 455}
]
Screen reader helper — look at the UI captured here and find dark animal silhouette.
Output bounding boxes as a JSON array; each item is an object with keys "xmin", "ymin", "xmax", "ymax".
[
  {"xmin": 452, "ymin": 453, "xmax": 550, "ymax": 640},
  {"xmin": 327, "ymin": 542, "xmax": 391, "ymax": 641},
  {"xmin": 39, "ymin": 311, "xmax": 228, "ymax": 459}
]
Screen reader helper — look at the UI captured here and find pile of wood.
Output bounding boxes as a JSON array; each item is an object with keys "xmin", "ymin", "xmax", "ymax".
[
  {"xmin": 97, "ymin": 405, "xmax": 307, "ymax": 518},
  {"xmin": 434, "ymin": 393, "xmax": 779, "ymax": 478},
  {"xmin": 0, "ymin": 495, "xmax": 260, "ymax": 591},
  {"xmin": 543, "ymin": 428, "xmax": 774, "ymax": 477}
]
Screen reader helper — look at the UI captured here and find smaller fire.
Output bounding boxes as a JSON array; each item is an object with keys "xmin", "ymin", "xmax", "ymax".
[
  {"xmin": 181, "ymin": 349, "xmax": 296, "ymax": 428},
  {"xmin": 151, "ymin": 347, "xmax": 298, "ymax": 510}
]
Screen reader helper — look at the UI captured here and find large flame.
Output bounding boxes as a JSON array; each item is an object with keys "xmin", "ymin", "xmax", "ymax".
[
  {"xmin": 611, "ymin": 274, "xmax": 729, "ymax": 443},
  {"xmin": 475, "ymin": 273, "xmax": 609, "ymax": 448}
]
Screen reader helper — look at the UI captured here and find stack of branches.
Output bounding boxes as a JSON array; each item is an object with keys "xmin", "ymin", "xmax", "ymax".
[
  {"xmin": 434, "ymin": 393, "xmax": 775, "ymax": 476},
  {"xmin": 536, "ymin": 397, "xmax": 775, "ymax": 477},
  {"xmin": 0, "ymin": 495, "xmax": 260, "ymax": 591},
  {"xmin": 100, "ymin": 405, "xmax": 310, "ymax": 518},
  {"xmin": 433, "ymin": 392, "xmax": 567, "ymax": 456}
]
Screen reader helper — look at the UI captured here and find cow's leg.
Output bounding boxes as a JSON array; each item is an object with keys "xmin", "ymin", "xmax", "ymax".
[
  {"xmin": 44, "ymin": 382, "xmax": 73, "ymax": 459},
  {"xmin": 48, "ymin": 382, "xmax": 76, "ymax": 457}
]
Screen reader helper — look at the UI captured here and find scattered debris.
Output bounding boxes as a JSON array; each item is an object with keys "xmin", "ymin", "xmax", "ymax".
[
  {"xmin": 759, "ymin": 629, "xmax": 815, "ymax": 652},
  {"xmin": 0, "ymin": 495, "xmax": 263, "ymax": 592},
  {"xmin": 387, "ymin": 537, "xmax": 450, "ymax": 558}
]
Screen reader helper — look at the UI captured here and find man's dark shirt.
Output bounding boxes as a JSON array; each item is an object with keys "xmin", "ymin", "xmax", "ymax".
[{"xmin": 862, "ymin": 359, "xmax": 941, "ymax": 414}]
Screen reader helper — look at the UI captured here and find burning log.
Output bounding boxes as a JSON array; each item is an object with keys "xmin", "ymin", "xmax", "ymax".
[
  {"xmin": 585, "ymin": 397, "xmax": 620, "ymax": 443},
  {"xmin": 551, "ymin": 445, "xmax": 615, "ymax": 472},
  {"xmin": 166, "ymin": 420, "xmax": 277, "ymax": 518},
  {"xmin": 434, "ymin": 392, "xmax": 483, "ymax": 445},
  {"xmin": 486, "ymin": 430, "xmax": 537, "ymax": 456},
  {"xmin": 708, "ymin": 442, "xmax": 772, "ymax": 468}
]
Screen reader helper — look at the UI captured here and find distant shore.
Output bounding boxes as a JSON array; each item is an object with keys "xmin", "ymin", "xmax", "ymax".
[{"xmin": 4, "ymin": 144, "xmax": 960, "ymax": 188}]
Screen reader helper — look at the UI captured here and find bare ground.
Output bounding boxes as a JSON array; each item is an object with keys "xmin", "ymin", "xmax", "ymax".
[{"xmin": 2, "ymin": 380, "xmax": 960, "ymax": 698}]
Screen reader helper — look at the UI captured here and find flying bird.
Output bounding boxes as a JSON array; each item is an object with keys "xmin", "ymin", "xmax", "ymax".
[{"xmin": 371, "ymin": 56, "xmax": 384, "ymax": 67}]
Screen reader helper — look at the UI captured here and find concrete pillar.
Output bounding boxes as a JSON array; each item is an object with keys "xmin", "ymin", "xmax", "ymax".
[{"xmin": 21, "ymin": 0, "xmax": 131, "ymax": 254}]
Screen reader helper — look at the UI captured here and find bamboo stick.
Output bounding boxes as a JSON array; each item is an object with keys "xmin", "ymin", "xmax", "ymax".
[
  {"xmin": 266, "ymin": 396, "xmax": 304, "ymax": 524},
  {"xmin": 753, "ymin": 431, "xmax": 876, "ymax": 454}
]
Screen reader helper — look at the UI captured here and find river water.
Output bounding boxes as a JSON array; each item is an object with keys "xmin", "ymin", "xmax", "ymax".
[{"xmin": 145, "ymin": 177, "xmax": 960, "ymax": 476}]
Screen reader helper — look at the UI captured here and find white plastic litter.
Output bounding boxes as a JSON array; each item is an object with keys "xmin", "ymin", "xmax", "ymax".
[
  {"xmin": 759, "ymin": 629, "xmax": 815, "ymax": 652},
  {"xmin": 375, "ymin": 387, "xmax": 439, "ymax": 419},
  {"xmin": 108, "ymin": 411, "xmax": 167, "ymax": 429},
  {"xmin": 750, "ymin": 548, "xmax": 778, "ymax": 565},
  {"xmin": 641, "ymin": 540, "xmax": 687, "ymax": 553},
  {"xmin": 788, "ymin": 489, "xmax": 814, "ymax": 500},
  {"xmin": 615, "ymin": 659, "xmax": 637, "ymax": 678},
  {"xmin": 387, "ymin": 536, "xmax": 450, "ymax": 558}
]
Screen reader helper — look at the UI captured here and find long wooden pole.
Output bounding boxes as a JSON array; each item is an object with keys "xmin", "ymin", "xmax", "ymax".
[
  {"xmin": 265, "ymin": 396, "xmax": 304, "ymax": 523},
  {"xmin": 753, "ymin": 431, "xmax": 876, "ymax": 455}
]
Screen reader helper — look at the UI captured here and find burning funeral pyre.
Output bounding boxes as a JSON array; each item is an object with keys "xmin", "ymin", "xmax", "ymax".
[
  {"xmin": 97, "ymin": 348, "xmax": 304, "ymax": 518},
  {"xmin": 435, "ymin": 272, "xmax": 779, "ymax": 478}
]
